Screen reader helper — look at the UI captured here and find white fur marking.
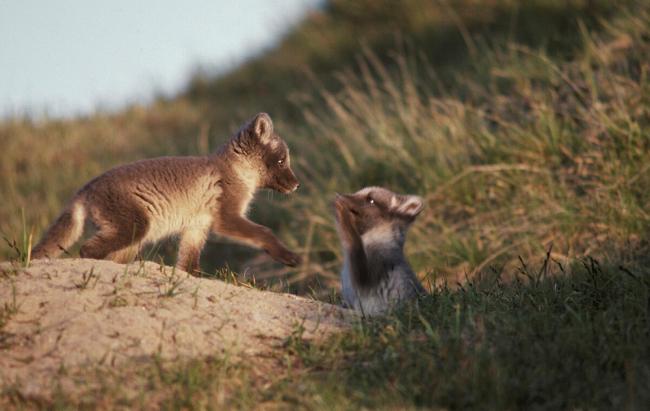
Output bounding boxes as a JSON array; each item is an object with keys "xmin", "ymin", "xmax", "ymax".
[
  {"xmin": 71, "ymin": 202, "xmax": 87, "ymax": 240},
  {"xmin": 238, "ymin": 163, "xmax": 260, "ymax": 191},
  {"xmin": 361, "ymin": 224, "xmax": 395, "ymax": 246}
]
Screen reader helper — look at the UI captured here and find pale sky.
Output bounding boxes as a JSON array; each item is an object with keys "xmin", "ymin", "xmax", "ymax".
[{"xmin": 0, "ymin": 0, "xmax": 320, "ymax": 118}]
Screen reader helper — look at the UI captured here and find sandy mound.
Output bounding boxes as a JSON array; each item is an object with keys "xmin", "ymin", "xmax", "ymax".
[{"xmin": 0, "ymin": 259, "xmax": 352, "ymax": 398}]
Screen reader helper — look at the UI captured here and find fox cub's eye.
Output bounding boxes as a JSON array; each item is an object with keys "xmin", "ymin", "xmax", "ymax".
[
  {"xmin": 277, "ymin": 159, "xmax": 284, "ymax": 166},
  {"xmin": 367, "ymin": 196, "xmax": 375, "ymax": 205}
]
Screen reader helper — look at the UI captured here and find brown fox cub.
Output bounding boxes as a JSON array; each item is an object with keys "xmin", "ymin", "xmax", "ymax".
[
  {"xmin": 32, "ymin": 113, "xmax": 301, "ymax": 273},
  {"xmin": 334, "ymin": 186, "xmax": 425, "ymax": 316}
]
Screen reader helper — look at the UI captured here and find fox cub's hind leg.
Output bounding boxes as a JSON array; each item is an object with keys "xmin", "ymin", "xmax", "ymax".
[{"xmin": 80, "ymin": 204, "xmax": 149, "ymax": 262}]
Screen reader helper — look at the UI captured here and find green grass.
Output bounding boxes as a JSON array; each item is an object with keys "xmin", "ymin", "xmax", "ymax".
[{"xmin": 286, "ymin": 259, "xmax": 650, "ymax": 410}]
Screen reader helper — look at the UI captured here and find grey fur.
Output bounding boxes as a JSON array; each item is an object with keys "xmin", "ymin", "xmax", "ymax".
[
  {"xmin": 32, "ymin": 113, "xmax": 301, "ymax": 273},
  {"xmin": 334, "ymin": 186, "xmax": 425, "ymax": 316}
]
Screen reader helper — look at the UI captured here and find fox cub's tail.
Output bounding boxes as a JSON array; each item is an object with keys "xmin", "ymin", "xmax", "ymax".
[{"xmin": 31, "ymin": 200, "xmax": 86, "ymax": 259}]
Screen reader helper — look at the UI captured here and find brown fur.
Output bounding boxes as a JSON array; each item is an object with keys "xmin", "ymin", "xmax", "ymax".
[{"xmin": 32, "ymin": 113, "xmax": 301, "ymax": 273}]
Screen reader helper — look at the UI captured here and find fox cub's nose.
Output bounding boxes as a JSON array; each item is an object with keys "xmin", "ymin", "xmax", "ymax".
[{"xmin": 292, "ymin": 183, "xmax": 300, "ymax": 192}]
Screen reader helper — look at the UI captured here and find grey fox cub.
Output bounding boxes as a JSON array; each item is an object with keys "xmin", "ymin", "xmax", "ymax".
[
  {"xmin": 334, "ymin": 186, "xmax": 425, "ymax": 316},
  {"xmin": 32, "ymin": 113, "xmax": 301, "ymax": 273}
]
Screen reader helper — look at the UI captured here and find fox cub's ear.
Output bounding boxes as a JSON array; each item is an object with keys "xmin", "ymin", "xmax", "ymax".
[
  {"xmin": 251, "ymin": 113, "xmax": 274, "ymax": 144},
  {"xmin": 395, "ymin": 195, "xmax": 424, "ymax": 219}
]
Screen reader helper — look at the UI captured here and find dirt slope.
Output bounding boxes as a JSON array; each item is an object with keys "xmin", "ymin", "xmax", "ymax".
[{"xmin": 0, "ymin": 259, "xmax": 351, "ymax": 398}]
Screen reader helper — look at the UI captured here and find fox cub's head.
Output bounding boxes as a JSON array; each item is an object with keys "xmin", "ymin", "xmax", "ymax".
[
  {"xmin": 232, "ymin": 113, "xmax": 299, "ymax": 194},
  {"xmin": 334, "ymin": 186, "xmax": 424, "ymax": 247}
]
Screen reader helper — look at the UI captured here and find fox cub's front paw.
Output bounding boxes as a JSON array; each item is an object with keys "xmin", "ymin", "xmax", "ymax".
[{"xmin": 269, "ymin": 247, "xmax": 302, "ymax": 267}]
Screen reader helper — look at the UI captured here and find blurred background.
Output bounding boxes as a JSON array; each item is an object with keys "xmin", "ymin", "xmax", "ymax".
[
  {"xmin": 1, "ymin": 0, "xmax": 648, "ymax": 298},
  {"xmin": 0, "ymin": 0, "xmax": 319, "ymax": 118}
]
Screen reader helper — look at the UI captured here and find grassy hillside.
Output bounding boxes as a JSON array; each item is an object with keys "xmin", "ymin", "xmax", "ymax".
[
  {"xmin": 1, "ymin": 0, "xmax": 649, "ymax": 294},
  {"xmin": 5, "ymin": 258, "xmax": 648, "ymax": 409}
]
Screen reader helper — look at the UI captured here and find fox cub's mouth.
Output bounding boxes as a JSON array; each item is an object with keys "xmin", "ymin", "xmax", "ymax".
[{"xmin": 280, "ymin": 183, "xmax": 300, "ymax": 194}]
